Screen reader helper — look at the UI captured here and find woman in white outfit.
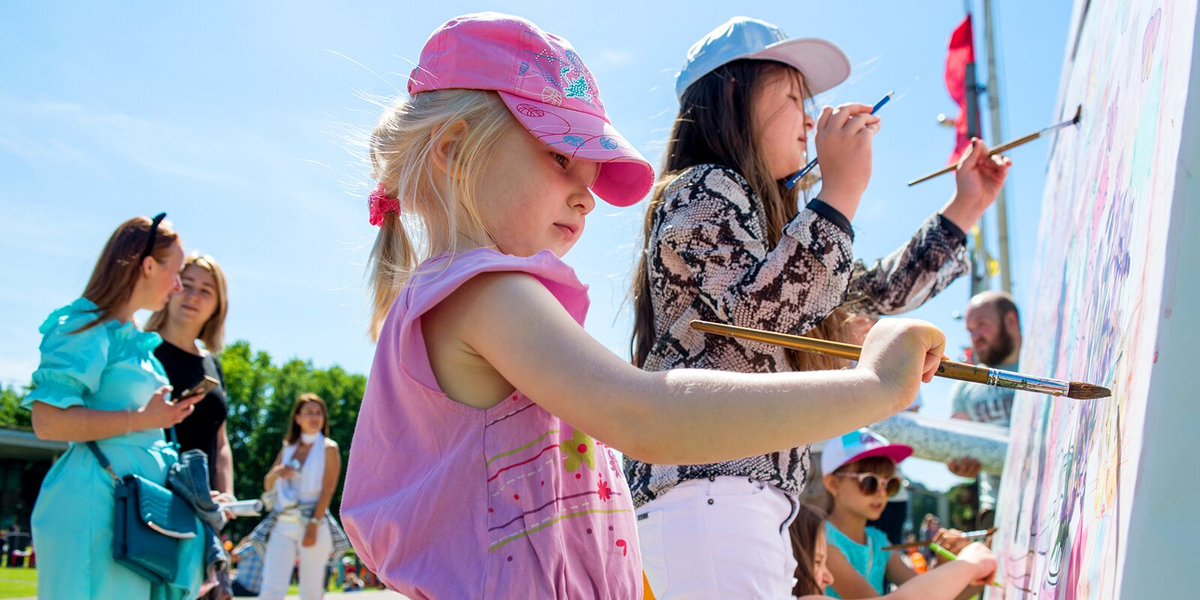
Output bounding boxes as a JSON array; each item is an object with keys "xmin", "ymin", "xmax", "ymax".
[{"xmin": 258, "ymin": 393, "xmax": 341, "ymax": 600}]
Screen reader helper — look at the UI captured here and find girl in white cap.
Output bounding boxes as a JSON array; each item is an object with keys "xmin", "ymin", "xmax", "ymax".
[
  {"xmin": 341, "ymin": 12, "xmax": 951, "ymax": 600},
  {"xmin": 627, "ymin": 15, "xmax": 1011, "ymax": 598}
]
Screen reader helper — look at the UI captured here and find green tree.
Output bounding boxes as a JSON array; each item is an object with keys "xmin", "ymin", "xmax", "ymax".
[
  {"xmin": 0, "ymin": 384, "xmax": 32, "ymax": 429},
  {"xmin": 220, "ymin": 340, "xmax": 366, "ymax": 539}
]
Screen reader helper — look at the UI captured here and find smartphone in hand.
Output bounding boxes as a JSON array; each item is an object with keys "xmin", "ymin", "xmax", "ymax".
[{"xmin": 178, "ymin": 375, "xmax": 220, "ymax": 399}]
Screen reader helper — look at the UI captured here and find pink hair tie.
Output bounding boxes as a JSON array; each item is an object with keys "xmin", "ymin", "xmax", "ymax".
[{"xmin": 368, "ymin": 183, "xmax": 400, "ymax": 226}]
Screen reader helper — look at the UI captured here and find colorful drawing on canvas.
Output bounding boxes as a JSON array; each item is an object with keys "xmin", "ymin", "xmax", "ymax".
[{"xmin": 994, "ymin": 0, "xmax": 1198, "ymax": 598}]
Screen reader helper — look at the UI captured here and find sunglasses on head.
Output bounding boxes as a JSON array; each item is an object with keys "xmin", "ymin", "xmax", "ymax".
[
  {"xmin": 835, "ymin": 472, "xmax": 905, "ymax": 497},
  {"xmin": 139, "ymin": 212, "xmax": 167, "ymax": 263}
]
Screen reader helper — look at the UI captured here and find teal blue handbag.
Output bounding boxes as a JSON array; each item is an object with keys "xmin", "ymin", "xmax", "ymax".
[{"xmin": 88, "ymin": 439, "xmax": 196, "ymax": 585}]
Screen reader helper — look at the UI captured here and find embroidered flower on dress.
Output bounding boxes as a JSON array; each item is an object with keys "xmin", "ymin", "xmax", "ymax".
[
  {"xmin": 559, "ymin": 428, "xmax": 595, "ymax": 472},
  {"xmin": 597, "ymin": 477, "xmax": 612, "ymax": 502}
]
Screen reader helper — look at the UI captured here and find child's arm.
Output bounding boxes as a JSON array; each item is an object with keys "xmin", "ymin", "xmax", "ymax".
[
  {"xmin": 646, "ymin": 103, "xmax": 878, "ymax": 343},
  {"xmin": 440, "ymin": 271, "xmax": 943, "ymax": 465},
  {"xmin": 822, "ymin": 544, "xmax": 994, "ymax": 600},
  {"xmin": 825, "ymin": 543, "xmax": 886, "ymax": 599},
  {"xmin": 885, "ymin": 551, "xmax": 917, "ymax": 586},
  {"xmin": 654, "ymin": 165, "xmax": 856, "ymax": 341},
  {"xmin": 813, "ymin": 102, "xmax": 881, "ymax": 221},
  {"xmin": 845, "ymin": 140, "xmax": 1010, "ymax": 318},
  {"xmin": 842, "ymin": 215, "xmax": 969, "ymax": 317},
  {"xmin": 885, "ymin": 544, "xmax": 994, "ymax": 600},
  {"xmin": 939, "ymin": 138, "xmax": 1012, "ymax": 232}
]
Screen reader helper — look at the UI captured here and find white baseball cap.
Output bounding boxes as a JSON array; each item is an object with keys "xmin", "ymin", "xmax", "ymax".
[
  {"xmin": 821, "ymin": 428, "xmax": 913, "ymax": 474},
  {"xmin": 675, "ymin": 16, "xmax": 851, "ymax": 101}
]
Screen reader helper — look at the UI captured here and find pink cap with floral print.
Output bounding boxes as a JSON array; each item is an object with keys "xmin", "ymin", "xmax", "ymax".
[{"xmin": 408, "ymin": 12, "xmax": 654, "ymax": 207}]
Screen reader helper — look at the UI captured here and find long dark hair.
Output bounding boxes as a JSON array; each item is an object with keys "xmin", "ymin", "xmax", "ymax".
[
  {"xmin": 789, "ymin": 503, "xmax": 828, "ymax": 597},
  {"xmin": 285, "ymin": 393, "xmax": 331, "ymax": 446},
  {"xmin": 630, "ymin": 59, "xmax": 814, "ymax": 368},
  {"xmin": 76, "ymin": 216, "xmax": 179, "ymax": 333}
]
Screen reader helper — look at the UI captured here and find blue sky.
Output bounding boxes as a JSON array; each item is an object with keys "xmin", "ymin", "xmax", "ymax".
[{"xmin": 0, "ymin": 1, "xmax": 1073, "ymax": 490}]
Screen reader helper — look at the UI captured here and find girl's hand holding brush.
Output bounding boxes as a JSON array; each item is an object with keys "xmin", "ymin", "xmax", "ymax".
[
  {"xmin": 855, "ymin": 318, "xmax": 946, "ymax": 413},
  {"xmin": 941, "ymin": 137, "xmax": 1013, "ymax": 231}
]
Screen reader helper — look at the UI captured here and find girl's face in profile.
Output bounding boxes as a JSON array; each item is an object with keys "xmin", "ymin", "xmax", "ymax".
[
  {"xmin": 476, "ymin": 121, "xmax": 599, "ymax": 258},
  {"xmin": 752, "ymin": 69, "xmax": 815, "ymax": 180},
  {"xmin": 141, "ymin": 240, "xmax": 185, "ymax": 312},
  {"xmin": 812, "ymin": 528, "xmax": 836, "ymax": 592}
]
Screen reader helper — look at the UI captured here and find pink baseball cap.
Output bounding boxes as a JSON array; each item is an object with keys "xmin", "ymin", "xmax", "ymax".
[
  {"xmin": 821, "ymin": 428, "xmax": 913, "ymax": 474},
  {"xmin": 408, "ymin": 12, "xmax": 655, "ymax": 207}
]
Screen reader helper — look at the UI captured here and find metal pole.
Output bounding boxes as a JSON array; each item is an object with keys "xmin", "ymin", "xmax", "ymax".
[
  {"xmin": 965, "ymin": 59, "xmax": 988, "ymax": 296},
  {"xmin": 983, "ymin": 0, "xmax": 1013, "ymax": 293}
]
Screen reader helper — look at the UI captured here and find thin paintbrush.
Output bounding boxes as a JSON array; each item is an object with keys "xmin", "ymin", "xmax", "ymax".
[
  {"xmin": 907, "ymin": 105, "xmax": 1082, "ymax": 186},
  {"xmin": 784, "ymin": 92, "xmax": 894, "ymax": 189},
  {"xmin": 882, "ymin": 528, "xmax": 996, "ymax": 552},
  {"xmin": 689, "ymin": 320, "xmax": 1110, "ymax": 400},
  {"xmin": 929, "ymin": 543, "xmax": 1004, "ymax": 588}
]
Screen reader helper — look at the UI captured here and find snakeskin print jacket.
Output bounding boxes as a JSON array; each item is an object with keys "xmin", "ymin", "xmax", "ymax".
[{"xmin": 625, "ymin": 164, "xmax": 971, "ymax": 507}]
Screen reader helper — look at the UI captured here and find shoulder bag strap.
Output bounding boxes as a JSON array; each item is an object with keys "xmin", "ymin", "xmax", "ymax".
[{"xmin": 86, "ymin": 441, "xmax": 121, "ymax": 484}]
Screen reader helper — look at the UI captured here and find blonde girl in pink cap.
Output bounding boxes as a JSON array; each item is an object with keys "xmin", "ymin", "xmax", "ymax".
[
  {"xmin": 627, "ymin": 16, "xmax": 1011, "ymax": 598},
  {"xmin": 341, "ymin": 13, "xmax": 952, "ymax": 599}
]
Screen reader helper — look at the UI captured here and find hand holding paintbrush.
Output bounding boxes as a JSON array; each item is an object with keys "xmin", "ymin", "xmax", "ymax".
[
  {"xmin": 909, "ymin": 106, "xmax": 1081, "ymax": 186},
  {"xmin": 690, "ymin": 320, "xmax": 1110, "ymax": 399},
  {"xmin": 883, "ymin": 527, "xmax": 996, "ymax": 551}
]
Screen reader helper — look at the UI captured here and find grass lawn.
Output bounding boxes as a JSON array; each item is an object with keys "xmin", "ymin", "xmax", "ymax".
[
  {"xmin": 0, "ymin": 566, "xmax": 339, "ymax": 598},
  {"xmin": 0, "ymin": 567, "xmax": 37, "ymax": 599}
]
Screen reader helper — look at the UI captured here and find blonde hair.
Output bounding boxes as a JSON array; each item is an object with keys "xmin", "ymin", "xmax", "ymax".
[
  {"xmin": 366, "ymin": 89, "xmax": 516, "ymax": 341},
  {"xmin": 145, "ymin": 253, "xmax": 229, "ymax": 353}
]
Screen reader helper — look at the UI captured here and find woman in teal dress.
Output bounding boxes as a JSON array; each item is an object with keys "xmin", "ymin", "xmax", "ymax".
[{"xmin": 24, "ymin": 214, "xmax": 208, "ymax": 600}]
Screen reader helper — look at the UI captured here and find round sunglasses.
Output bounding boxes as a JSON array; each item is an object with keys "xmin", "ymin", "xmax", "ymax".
[{"xmin": 834, "ymin": 472, "xmax": 905, "ymax": 497}]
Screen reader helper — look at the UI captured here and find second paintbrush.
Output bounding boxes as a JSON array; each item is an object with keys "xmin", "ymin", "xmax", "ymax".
[
  {"xmin": 882, "ymin": 527, "xmax": 996, "ymax": 551},
  {"xmin": 689, "ymin": 320, "xmax": 1110, "ymax": 400},
  {"xmin": 784, "ymin": 91, "xmax": 894, "ymax": 189}
]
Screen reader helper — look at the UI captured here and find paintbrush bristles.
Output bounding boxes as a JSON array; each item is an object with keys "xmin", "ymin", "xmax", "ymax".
[{"xmin": 1068, "ymin": 382, "xmax": 1112, "ymax": 399}]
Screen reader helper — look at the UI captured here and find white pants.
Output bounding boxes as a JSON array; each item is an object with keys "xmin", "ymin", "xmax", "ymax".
[
  {"xmin": 258, "ymin": 519, "xmax": 334, "ymax": 600},
  {"xmin": 636, "ymin": 477, "xmax": 798, "ymax": 600}
]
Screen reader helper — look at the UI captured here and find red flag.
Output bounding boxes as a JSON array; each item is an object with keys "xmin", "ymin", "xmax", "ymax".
[{"xmin": 945, "ymin": 14, "xmax": 976, "ymax": 164}]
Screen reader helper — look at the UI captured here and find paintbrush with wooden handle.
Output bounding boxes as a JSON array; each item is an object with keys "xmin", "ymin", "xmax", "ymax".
[
  {"xmin": 882, "ymin": 528, "xmax": 997, "ymax": 552},
  {"xmin": 689, "ymin": 320, "xmax": 1110, "ymax": 400},
  {"xmin": 907, "ymin": 105, "xmax": 1082, "ymax": 186}
]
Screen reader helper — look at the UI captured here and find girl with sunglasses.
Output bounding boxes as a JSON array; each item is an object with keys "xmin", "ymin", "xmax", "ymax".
[
  {"xmin": 788, "ymin": 503, "xmax": 996, "ymax": 599},
  {"xmin": 821, "ymin": 429, "xmax": 987, "ymax": 598}
]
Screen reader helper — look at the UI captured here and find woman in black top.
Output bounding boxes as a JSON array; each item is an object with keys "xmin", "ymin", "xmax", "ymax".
[{"xmin": 147, "ymin": 253, "xmax": 234, "ymax": 496}]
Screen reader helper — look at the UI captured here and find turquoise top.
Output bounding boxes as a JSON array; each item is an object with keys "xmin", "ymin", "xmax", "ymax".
[
  {"xmin": 26, "ymin": 297, "xmax": 169, "ymax": 416},
  {"xmin": 825, "ymin": 522, "xmax": 891, "ymax": 597},
  {"xmin": 25, "ymin": 298, "xmax": 203, "ymax": 600}
]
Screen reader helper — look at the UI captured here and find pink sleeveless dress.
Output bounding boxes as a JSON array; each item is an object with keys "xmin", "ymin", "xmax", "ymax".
[{"xmin": 341, "ymin": 248, "xmax": 641, "ymax": 599}]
